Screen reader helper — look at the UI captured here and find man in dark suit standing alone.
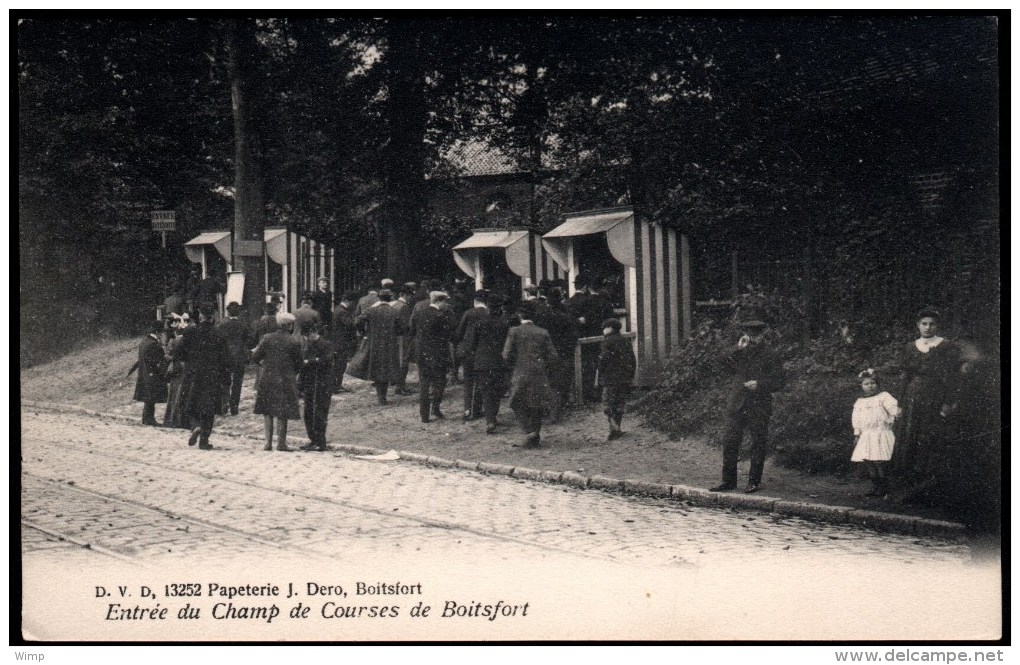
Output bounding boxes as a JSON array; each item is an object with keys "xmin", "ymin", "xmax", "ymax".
[
  {"xmin": 709, "ymin": 316, "xmax": 786, "ymax": 494},
  {"xmin": 411, "ymin": 291, "xmax": 455, "ymax": 423}
]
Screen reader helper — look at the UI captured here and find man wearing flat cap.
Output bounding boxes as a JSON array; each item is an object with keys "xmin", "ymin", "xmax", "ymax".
[
  {"xmin": 710, "ymin": 313, "xmax": 785, "ymax": 494},
  {"xmin": 410, "ymin": 290, "xmax": 456, "ymax": 422},
  {"xmin": 251, "ymin": 311, "xmax": 304, "ymax": 451}
]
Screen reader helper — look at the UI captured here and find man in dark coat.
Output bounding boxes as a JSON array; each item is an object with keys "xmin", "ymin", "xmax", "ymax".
[
  {"xmin": 217, "ymin": 301, "xmax": 252, "ymax": 416},
  {"xmin": 176, "ymin": 303, "xmax": 232, "ymax": 449},
  {"xmin": 456, "ymin": 289, "xmax": 490, "ymax": 421},
  {"xmin": 710, "ymin": 318, "xmax": 786, "ymax": 494},
  {"xmin": 133, "ymin": 320, "xmax": 168, "ymax": 426},
  {"xmin": 293, "ymin": 294, "xmax": 321, "ymax": 339},
  {"xmin": 543, "ymin": 288, "xmax": 580, "ymax": 420},
  {"xmin": 471, "ymin": 294, "xmax": 511, "ymax": 434},
  {"xmin": 502, "ymin": 300, "xmax": 558, "ymax": 448},
  {"xmin": 300, "ymin": 321, "xmax": 334, "ymax": 451},
  {"xmin": 356, "ymin": 289, "xmax": 403, "ymax": 404},
  {"xmin": 410, "ymin": 291, "xmax": 455, "ymax": 422},
  {"xmin": 330, "ymin": 290, "xmax": 359, "ymax": 393},
  {"xmin": 310, "ymin": 277, "xmax": 333, "ymax": 329},
  {"xmin": 572, "ymin": 282, "xmax": 615, "ymax": 403},
  {"xmin": 597, "ymin": 318, "xmax": 637, "ymax": 440},
  {"xmin": 252, "ymin": 312, "xmax": 304, "ymax": 451},
  {"xmin": 391, "ymin": 285, "xmax": 415, "ymax": 395}
]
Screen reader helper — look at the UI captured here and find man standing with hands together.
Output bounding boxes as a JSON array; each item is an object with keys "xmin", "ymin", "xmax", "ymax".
[{"xmin": 710, "ymin": 313, "xmax": 785, "ymax": 494}]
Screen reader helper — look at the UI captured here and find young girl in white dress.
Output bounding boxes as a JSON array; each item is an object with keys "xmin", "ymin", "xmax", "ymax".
[{"xmin": 852, "ymin": 369, "xmax": 900, "ymax": 497}]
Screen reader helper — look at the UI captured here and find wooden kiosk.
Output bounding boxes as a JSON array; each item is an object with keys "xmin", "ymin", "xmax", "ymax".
[
  {"xmin": 263, "ymin": 226, "xmax": 335, "ymax": 313},
  {"xmin": 184, "ymin": 227, "xmax": 335, "ymax": 314},
  {"xmin": 451, "ymin": 228, "xmax": 562, "ymax": 298},
  {"xmin": 541, "ymin": 206, "xmax": 692, "ymax": 385}
]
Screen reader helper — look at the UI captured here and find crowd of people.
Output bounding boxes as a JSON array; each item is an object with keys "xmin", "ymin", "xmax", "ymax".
[
  {"xmin": 132, "ymin": 274, "xmax": 635, "ymax": 452},
  {"xmin": 134, "ymin": 275, "xmax": 988, "ymax": 513}
]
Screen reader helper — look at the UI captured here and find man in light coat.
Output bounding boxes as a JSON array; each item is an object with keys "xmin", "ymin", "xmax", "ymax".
[{"xmin": 502, "ymin": 300, "xmax": 558, "ymax": 448}]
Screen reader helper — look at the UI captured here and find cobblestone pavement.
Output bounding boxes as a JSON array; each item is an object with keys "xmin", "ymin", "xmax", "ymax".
[
  {"xmin": 21, "ymin": 410, "xmax": 974, "ymax": 567},
  {"xmin": 19, "ymin": 410, "xmax": 1002, "ymax": 641}
]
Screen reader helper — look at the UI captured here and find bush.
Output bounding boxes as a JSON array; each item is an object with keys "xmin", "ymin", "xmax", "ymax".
[{"xmin": 637, "ymin": 286, "xmax": 908, "ymax": 473}]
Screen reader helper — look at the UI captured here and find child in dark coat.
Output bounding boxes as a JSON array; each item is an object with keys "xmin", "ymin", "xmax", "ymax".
[{"xmin": 597, "ymin": 318, "xmax": 636, "ymax": 440}]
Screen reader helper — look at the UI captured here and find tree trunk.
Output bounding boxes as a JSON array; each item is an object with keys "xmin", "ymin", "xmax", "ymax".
[
  {"xmin": 227, "ymin": 19, "xmax": 267, "ymax": 316},
  {"xmin": 382, "ymin": 20, "xmax": 427, "ymax": 281}
]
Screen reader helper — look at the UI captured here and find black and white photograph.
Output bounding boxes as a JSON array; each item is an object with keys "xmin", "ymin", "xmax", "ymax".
[{"xmin": 17, "ymin": 12, "xmax": 1003, "ymax": 647}]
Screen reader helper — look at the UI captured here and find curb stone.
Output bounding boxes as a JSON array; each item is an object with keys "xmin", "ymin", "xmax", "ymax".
[
  {"xmin": 477, "ymin": 462, "xmax": 515, "ymax": 476},
  {"xmin": 21, "ymin": 399, "xmax": 970, "ymax": 541},
  {"xmin": 560, "ymin": 471, "xmax": 589, "ymax": 490},
  {"xmin": 622, "ymin": 480, "xmax": 673, "ymax": 499},
  {"xmin": 589, "ymin": 475, "xmax": 624, "ymax": 492},
  {"xmin": 511, "ymin": 467, "xmax": 544, "ymax": 481}
]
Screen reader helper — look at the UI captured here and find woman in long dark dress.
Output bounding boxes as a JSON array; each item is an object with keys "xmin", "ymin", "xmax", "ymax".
[
  {"xmin": 162, "ymin": 315, "xmax": 192, "ymax": 429},
  {"xmin": 892, "ymin": 307, "xmax": 961, "ymax": 499}
]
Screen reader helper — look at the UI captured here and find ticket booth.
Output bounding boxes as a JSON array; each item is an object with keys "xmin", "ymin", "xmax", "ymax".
[
  {"xmin": 183, "ymin": 229, "xmax": 233, "ymax": 315},
  {"xmin": 264, "ymin": 226, "xmax": 335, "ymax": 313},
  {"xmin": 452, "ymin": 228, "xmax": 562, "ymax": 299},
  {"xmin": 542, "ymin": 206, "xmax": 692, "ymax": 385},
  {"xmin": 185, "ymin": 227, "xmax": 335, "ymax": 315}
]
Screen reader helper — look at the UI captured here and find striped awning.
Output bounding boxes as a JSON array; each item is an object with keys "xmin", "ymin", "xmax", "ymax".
[
  {"xmin": 184, "ymin": 230, "xmax": 232, "ymax": 264},
  {"xmin": 265, "ymin": 227, "xmax": 288, "ymax": 265},
  {"xmin": 542, "ymin": 207, "xmax": 637, "ymax": 269},
  {"xmin": 452, "ymin": 229, "xmax": 533, "ymax": 278}
]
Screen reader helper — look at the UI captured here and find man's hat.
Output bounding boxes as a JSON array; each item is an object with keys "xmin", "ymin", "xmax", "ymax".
[
  {"xmin": 524, "ymin": 284, "xmax": 539, "ymax": 296},
  {"xmin": 602, "ymin": 317, "xmax": 622, "ymax": 331},
  {"xmin": 381, "ymin": 278, "xmax": 394, "ymax": 287},
  {"xmin": 485, "ymin": 293, "xmax": 504, "ymax": 309},
  {"xmin": 226, "ymin": 301, "xmax": 241, "ymax": 314},
  {"xmin": 518, "ymin": 300, "xmax": 537, "ymax": 319},
  {"xmin": 430, "ymin": 290, "xmax": 449, "ymax": 303},
  {"xmin": 276, "ymin": 312, "xmax": 296, "ymax": 326},
  {"xmin": 378, "ymin": 288, "xmax": 394, "ymax": 301}
]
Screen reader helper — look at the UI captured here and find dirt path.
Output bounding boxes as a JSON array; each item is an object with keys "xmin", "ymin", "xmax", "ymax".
[{"xmin": 19, "ymin": 335, "xmax": 958, "ymax": 524}]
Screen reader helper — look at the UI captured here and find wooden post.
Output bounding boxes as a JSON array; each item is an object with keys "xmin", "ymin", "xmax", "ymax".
[{"xmin": 680, "ymin": 233, "xmax": 692, "ymax": 339}]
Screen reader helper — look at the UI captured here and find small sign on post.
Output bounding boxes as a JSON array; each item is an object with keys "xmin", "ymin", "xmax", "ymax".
[{"xmin": 151, "ymin": 211, "xmax": 176, "ymax": 249}]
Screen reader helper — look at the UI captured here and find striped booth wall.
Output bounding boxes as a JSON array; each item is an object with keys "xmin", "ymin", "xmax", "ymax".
[
  {"xmin": 264, "ymin": 226, "xmax": 335, "ymax": 314},
  {"xmin": 542, "ymin": 206, "xmax": 692, "ymax": 385}
]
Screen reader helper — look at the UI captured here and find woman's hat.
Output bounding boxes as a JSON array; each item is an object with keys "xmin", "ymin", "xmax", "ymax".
[{"xmin": 276, "ymin": 312, "xmax": 296, "ymax": 326}]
